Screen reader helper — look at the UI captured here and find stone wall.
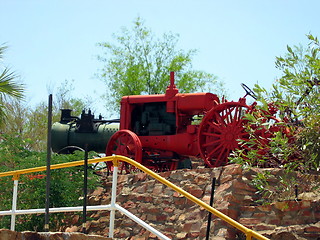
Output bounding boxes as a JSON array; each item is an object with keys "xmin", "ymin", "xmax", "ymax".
[
  {"xmin": 0, "ymin": 229, "xmax": 110, "ymax": 240},
  {"xmin": 76, "ymin": 164, "xmax": 320, "ymax": 240}
]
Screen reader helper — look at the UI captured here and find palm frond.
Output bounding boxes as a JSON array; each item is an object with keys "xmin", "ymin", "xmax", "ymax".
[
  {"xmin": 0, "ymin": 68, "xmax": 24, "ymax": 99},
  {"xmin": 0, "ymin": 44, "xmax": 8, "ymax": 58}
]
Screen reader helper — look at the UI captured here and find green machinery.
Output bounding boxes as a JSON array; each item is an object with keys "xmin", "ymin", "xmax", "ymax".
[{"xmin": 51, "ymin": 109, "xmax": 119, "ymax": 153}]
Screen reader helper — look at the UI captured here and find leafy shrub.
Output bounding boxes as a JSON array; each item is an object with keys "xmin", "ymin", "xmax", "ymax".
[
  {"xmin": 0, "ymin": 133, "xmax": 100, "ymax": 231},
  {"xmin": 230, "ymin": 34, "xmax": 320, "ymax": 172}
]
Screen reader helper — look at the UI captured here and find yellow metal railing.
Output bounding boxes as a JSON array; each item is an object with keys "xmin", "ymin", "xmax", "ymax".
[
  {"xmin": 0, "ymin": 157, "xmax": 106, "ymax": 180},
  {"xmin": 110, "ymin": 156, "xmax": 269, "ymax": 240},
  {"xmin": 0, "ymin": 155, "xmax": 269, "ymax": 240}
]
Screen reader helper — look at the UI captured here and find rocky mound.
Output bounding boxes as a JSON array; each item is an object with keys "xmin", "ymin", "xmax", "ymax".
[{"xmin": 72, "ymin": 164, "xmax": 320, "ymax": 239}]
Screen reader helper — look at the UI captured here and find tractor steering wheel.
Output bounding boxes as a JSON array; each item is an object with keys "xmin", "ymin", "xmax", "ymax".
[{"xmin": 241, "ymin": 83, "xmax": 257, "ymax": 100}]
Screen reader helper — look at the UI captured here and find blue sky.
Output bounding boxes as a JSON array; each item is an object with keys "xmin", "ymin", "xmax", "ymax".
[{"xmin": 1, "ymin": 0, "xmax": 319, "ymax": 117}]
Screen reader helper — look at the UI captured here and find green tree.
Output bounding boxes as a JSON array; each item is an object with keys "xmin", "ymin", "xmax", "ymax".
[
  {"xmin": 52, "ymin": 79, "xmax": 95, "ymax": 117},
  {"xmin": 231, "ymin": 34, "xmax": 320, "ymax": 171},
  {"xmin": 0, "ymin": 134, "xmax": 100, "ymax": 231},
  {"xmin": 0, "ymin": 44, "xmax": 24, "ymax": 126},
  {"xmin": 271, "ymin": 34, "xmax": 320, "ymax": 170},
  {"xmin": 97, "ymin": 17, "xmax": 225, "ymax": 113},
  {"xmin": 2, "ymin": 79, "xmax": 93, "ymax": 152},
  {"xmin": 252, "ymin": 34, "xmax": 320, "ymax": 122}
]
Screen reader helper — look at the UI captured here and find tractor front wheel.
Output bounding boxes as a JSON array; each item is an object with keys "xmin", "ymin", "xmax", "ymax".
[{"xmin": 106, "ymin": 130, "xmax": 142, "ymax": 174}]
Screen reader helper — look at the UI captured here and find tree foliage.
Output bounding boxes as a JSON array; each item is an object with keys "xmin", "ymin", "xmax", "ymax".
[
  {"xmin": 273, "ymin": 34, "xmax": 320, "ymax": 170},
  {"xmin": 230, "ymin": 34, "xmax": 320, "ymax": 171},
  {"xmin": 97, "ymin": 17, "xmax": 225, "ymax": 113},
  {"xmin": 1, "ymin": 79, "xmax": 93, "ymax": 152},
  {"xmin": 252, "ymin": 34, "xmax": 320, "ymax": 121},
  {"xmin": 0, "ymin": 134, "xmax": 100, "ymax": 231},
  {"xmin": 0, "ymin": 77, "xmax": 100, "ymax": 231},
  {"xmin": 0, "ymin": 48, "xmax": 100, "ymax": 231}
]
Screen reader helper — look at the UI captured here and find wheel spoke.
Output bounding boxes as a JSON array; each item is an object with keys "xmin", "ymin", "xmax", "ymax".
[
  {"xmin": 239, "ymin": 131, "xmax": 249, "ymax": 137},
  {"xmin": 233, "ymin": 118, "xmax": 243, "ymax": 128},
  {"xmin": 233, "ymin": 105, "xmax": 240, "ymax": 122},
  {"xmin": 207, "ymin": 144, "xmax": 222, "ymax": 160},
  {"xmin": 219, "ymin": 110, "xmax": 228, "ymax": 125},
  {"xmin": 202, "ymin": 138, "xmax": 222, "ymax": 147},
  {"xmin": 208, "ymin": 121, "xmax": 224, "ymax": 133},
  {"xmin": 214, "ymin": 112, "xmax": 227, "ymax": 127},
  {"xmin": 121, "ymin": 134, "xmax": 129, "ymax": 144},
  {"xmin": 225, "ymin": 106, "xmax": 235, "ymax": 124},
  {"xmin": 222, "ymin": 109, "xmax": 227, "ymax": 123},
  {"xmin": 233, "ymin": 107, "xmax": 239, "ymax": 122},
  {"xmin": 199, "ymin": 102, "xmax": 250, "ymax": 167},
  {"xmin": 228, "ymin": 107, "xmax": 238, "ymax": 124},
  {"xmin": 114, "ymin": 139, "xmax": 121, "ymax": 148},
  {"xmin": 215, "ymin": 146, "xmax": 227, "ymax": 166},
  {"xmin": 106, "ymin": 130, "xmax": 142, "ymax": 173},
  {"xmin": 202, "ymin": 132, "xmax": 221, "ymax": 138}
]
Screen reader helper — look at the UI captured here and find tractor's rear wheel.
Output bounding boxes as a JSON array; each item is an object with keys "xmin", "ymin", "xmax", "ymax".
[
  {"xmin": 198, "ymin": 101, "xmax": 251, "ymax": 167},
  {"xmin": 106, "ymin": 130, "xmax": 142, "ymax": 174}
]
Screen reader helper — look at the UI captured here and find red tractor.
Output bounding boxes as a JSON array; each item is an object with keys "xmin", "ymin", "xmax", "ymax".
[{"xmin": 105, "ymin": 72, "xmax": 274, "ymax": 172}]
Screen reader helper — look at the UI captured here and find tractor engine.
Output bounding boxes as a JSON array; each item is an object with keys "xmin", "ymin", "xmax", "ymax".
[{"xmin": 104, "ymin": 72, "xmax": 220, "ymax": 171}]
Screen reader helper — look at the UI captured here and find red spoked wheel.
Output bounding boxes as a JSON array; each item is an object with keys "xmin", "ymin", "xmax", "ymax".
[
  {"xmin": 198, "ymin": 101, "xmax": 252, "ymax": 167},
  {"xmin": 106, "ymin": 130, "xmax": 142, "ymax": 174}
]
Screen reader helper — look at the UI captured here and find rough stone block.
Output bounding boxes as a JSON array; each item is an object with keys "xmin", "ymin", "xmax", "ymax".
[
  {"xmin": 188, "ymin": 188, "xmax": 203, "ymax": 198},
  {"xmin": 133, "ymin": 172, "xmax": 147, "ymax": 182},
  {"xmin": 23, "ymin": 231, "xmax": 47, "ymax": 240},
  {"xmin": 238, "ymin": 217, "xmax": 262, "ymax": 225},
  {"xmin": 176, "ymin": 232, "xmax": 188, "ymax": 239},
  {"xmin": 254, "ymin": 223, "xmax": 276, "ymax": 231},
  {"xmin": 188, "ymin": 231, "xmax": 200, "ymax": 238},
  {"xmin": 305, "ymin": 224, "xmax": 320, "ymax": 233},
  {"xmin": 0, "ymin": 229, "xmax": 22, "ymax": 240}
]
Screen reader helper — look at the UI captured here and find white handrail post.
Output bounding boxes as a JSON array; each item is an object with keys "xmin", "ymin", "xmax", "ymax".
[
  {"xmin": 10, "ymin": 179, "xmax": 19, "ymax": 231},
  {"xmin": 109, "ymin": 166, "xmax": 118, "ymax": 238}
]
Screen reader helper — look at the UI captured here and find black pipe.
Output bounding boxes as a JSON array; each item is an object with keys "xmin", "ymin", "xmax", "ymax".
[
  {"xmin": 206, "ymin": 177, "xmax": 216, "ymax": 240},
  {"xmin": 45, "ymin": 94, "xmax": 53, "ymax": 231},
  {"xmin": 82, "ymin": 144, "xmax": 89, "ymax": 233}
]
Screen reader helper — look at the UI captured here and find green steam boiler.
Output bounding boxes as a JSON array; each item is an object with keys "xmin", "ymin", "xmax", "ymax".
[{"xmin": 51, "ymin": 109, "xmax": 119, "ymax": 153}]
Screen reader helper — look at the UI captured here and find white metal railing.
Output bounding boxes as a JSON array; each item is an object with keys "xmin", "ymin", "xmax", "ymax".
[
  {"xmin": 0, "ymin": 155, "xmax": 269, "ymax": 240},
  {"xmin": 0, "ymin": 156, "xmax": 170, "ymax": 240}
]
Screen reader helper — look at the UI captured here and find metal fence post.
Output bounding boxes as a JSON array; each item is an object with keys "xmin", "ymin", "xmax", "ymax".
[
  {"xmin": 206, "ymin": 177, "xmax": 216, "ymax": 240},
  {"xmin": 45, "ymin": 94, "xmax": 53, "ymax": 231},
  {"xmin": 109, "ymin": 166, "xmax": 118, "ymax": 238},
  {"xmin": 82, "ymin": 144, "xmax": 89, "ymax": 233},
  {"xmin": 10, "ymin": 176, "xmax": 19, "ymax": 231}
]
